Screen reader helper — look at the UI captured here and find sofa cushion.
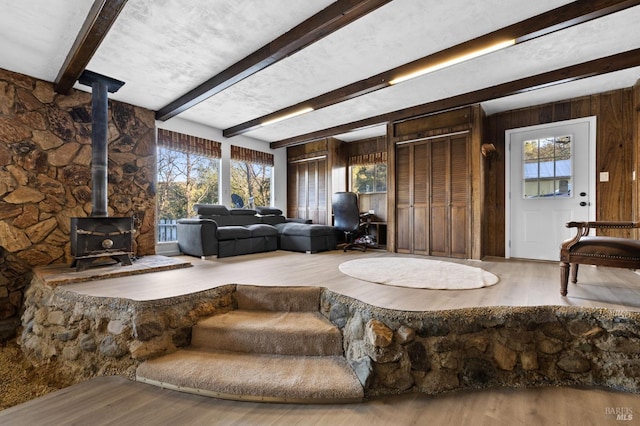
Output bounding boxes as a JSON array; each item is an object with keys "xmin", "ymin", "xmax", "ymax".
[
  {"xmin": 246, "ymin": 223, "xmax": 279, "ymax": 237},
  {"xmin": 277, "ymin": 222, "xmax": 335, "ymax": 237},
  {"xmin": 217, "ymin": 226, "xmax": 251, "ymax": 240},
  {"xmin": 255, "ymin": 206, "xmax": 283, "ymax": 216},
  {"xmin": 260, "ymin": 215, "xmax": 287, "ymax": 225},
  {"xmin": 194, "ymin": 204, "xmax": 229, "ymax": 216}
]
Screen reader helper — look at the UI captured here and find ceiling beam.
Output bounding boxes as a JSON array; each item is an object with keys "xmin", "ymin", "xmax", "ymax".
[
  {"xmin": 270, "ymin": 47, "xmax": 640, "ymax": 148},
  {"xmin": 54, "ymin": 0, "xmax": 128, "ymax": 94},
  {"xmin": 155, "ymin": 0, "xmax": 392, "ymax": 121},
  {"xmin": 227, "ymin": 0, "xmax": 640, "ymax": 138}
]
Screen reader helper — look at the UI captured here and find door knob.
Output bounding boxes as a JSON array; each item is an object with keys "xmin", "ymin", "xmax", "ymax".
[
  {"xmin": 579, "ymin": 192, "xmax": 587, "ymax": 197},
  {"xmin": 580, "ymin": 201, "xmax": 587, "ymax": 206}
]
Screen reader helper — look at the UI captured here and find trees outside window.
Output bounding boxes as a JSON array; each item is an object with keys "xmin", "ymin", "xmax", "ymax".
[
  {"xmin": 156, "ymin": 146, "xmax": 219, "ymax": 241},
  {"xmin": 230, "ymin": 160, "xmax": 271, "ymax": 208},
  {"xmin": 351, "ymin": 163, "xmax": 387, "ymax": 193}
]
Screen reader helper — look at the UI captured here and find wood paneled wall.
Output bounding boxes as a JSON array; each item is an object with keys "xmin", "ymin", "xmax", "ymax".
[{"xmin": 483, "ymin": 87, "xmax": 637, "ymax": 257}]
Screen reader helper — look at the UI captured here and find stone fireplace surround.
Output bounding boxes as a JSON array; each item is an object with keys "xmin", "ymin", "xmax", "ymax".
[{"xmin": 0, "ymin": 68, "xmax": 156, "ymax": 339}]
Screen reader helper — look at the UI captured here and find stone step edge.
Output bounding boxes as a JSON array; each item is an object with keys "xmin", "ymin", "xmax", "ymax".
[
  {"xmin": 191, "ymin": 310, "xmax": 343, "ymax": 356},
  {"xmin": 136, "ymin": 376, "xmax": 362, "ymax": 405},
  {"xmin": 136, "ymin": 348, "xmax": 364, "ymax": 404},
  {"xmin": 235, "ymin": 285, "xmax": 321, "ymax": 312}
]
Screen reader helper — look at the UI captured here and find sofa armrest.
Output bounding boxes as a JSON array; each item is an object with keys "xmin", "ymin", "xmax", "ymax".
[{"xmin": 177, "ymin": 218, "xmax": 219, "ymax": 257}]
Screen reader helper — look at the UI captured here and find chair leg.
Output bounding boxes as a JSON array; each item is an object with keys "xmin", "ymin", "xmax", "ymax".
[
  {"xmin": 560, "ymin": 262, "xmax": 570, "ymax": 296},
  {"xmin": 571, "ymin": 263, "xmax": 579, "ymax": 284}
]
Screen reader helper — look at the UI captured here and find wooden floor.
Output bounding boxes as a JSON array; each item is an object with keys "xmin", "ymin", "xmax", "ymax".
[
  {"xmin": 1, "ymin": 375, "xmax": 638, "ymax": 425},
  {"xmin": 3, "ymin": 250, "xmax": 640, "ymax": 425},
  {"xmin": 61, "ymin": 250, "xmax": 640, "ymax": 312}
]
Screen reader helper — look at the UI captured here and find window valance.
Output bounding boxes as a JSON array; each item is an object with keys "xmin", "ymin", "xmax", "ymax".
[
  {"xmin": 349, "ymin": 151, "xmax": 387, "ymax": 165},
  {"xmin": 157, "ymin": 129, "xmax": 221, "ymax": 158},
  {"xmin": 231, "ymin": 145, "xmax": 274, "ymax": 166}
]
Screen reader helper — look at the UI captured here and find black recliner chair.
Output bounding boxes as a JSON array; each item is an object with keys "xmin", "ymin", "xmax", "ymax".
[{"xmin": 332, "ymin": 192, "xmax": 370, "ymax": 251}]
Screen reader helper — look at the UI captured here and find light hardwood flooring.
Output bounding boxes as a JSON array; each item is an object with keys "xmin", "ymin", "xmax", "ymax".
[
  {"xmin": 62, "ymin": 250, "xmax": 640, "ymax": 312},
  {"xmin": 3, "ymin": 250, "xmax": 640, "ymax": 425},
  {"xmin": 0, "ymin": 375, "xmax": 638, "ymax": 425}
]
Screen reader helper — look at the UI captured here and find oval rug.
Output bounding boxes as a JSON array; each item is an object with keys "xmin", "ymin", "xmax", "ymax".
[{"xmin": 338, "ymin": 257, "xmax": 499, "ymax": 290}]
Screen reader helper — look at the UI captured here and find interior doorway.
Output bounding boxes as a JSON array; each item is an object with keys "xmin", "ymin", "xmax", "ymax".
[{"xmin": 506, "ymin": 117, "xmax": 596, "ymax": 261}]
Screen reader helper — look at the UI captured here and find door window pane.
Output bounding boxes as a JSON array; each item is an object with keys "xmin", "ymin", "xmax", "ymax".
[{"xmin": 522, "ymin": 135, "xmax": 572, "ymax": 198}]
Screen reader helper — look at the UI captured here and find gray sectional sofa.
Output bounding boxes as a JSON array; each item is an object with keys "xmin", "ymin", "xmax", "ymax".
[{"xmin": 176, "ymin": 204, "xmax": 337, "ymax": 258}]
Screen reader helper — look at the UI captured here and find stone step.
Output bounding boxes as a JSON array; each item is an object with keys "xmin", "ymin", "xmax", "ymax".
[
  {"xmin": 235, "ymin": 285, "xmax": 321, "ymax": 312},
  {"xmin": 191, "ymin": 310, "xmax": 343, "ymax": 356},
  {"xmin": 136, "ymin": 348, "xmax": 364, "ymax": 403}
]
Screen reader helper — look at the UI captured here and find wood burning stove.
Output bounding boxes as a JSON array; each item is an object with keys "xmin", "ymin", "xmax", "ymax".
[
  {"xmin": 71, "ymin": 217, "xmax": 135, "ymax": 271},
  {"xmin": 70, "ymin": 70, "xmax": 135, "ymax": 271}
]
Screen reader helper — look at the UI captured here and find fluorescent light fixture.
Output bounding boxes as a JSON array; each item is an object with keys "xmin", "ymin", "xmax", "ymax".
[
  {"xmin": 261, "ymin": 107, "xmax": 314, "ymax": 126},
  {"xmin": 389, "ymin": 39, "xmax": 516, "ymax": 85}
]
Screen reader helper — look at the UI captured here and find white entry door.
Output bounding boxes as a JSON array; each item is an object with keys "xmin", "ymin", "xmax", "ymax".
[{"xmin": 506, "ymin": 117, "xmax": 596, "ymax": 261}]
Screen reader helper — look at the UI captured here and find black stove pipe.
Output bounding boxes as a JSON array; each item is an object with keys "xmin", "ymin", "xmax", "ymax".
[
  {"xmin": 90, "ymin": 79, "xmax": 109, "ymax": 217},
  {"xmin": 78, "ymin": 70, "xmax": 125, "ymax": 217}
]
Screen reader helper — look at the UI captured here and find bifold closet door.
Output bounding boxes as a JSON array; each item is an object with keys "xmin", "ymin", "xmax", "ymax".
[
  {"xmin": 395, "ymin": 142, "xmax": 428, "ymax": 255},
  {"xmin": 429, "ymin": 134, "xmax": 469, "ymax": 258},
  {"xmin": 395, "ymin": 134, "xmax": 469, "ymax": 258},
  {"xmin": 288, "ymin": 158, "xmax": 328, "ymax": 225}
]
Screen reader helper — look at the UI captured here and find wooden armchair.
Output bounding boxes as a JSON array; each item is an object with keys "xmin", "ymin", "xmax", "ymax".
[{"xmin": 560, "ymin": 221, "xmax": 640, "ymax": 296}]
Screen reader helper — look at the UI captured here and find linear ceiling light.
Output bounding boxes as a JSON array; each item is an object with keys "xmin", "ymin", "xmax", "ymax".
[
  {"xmin": 389, "ymin": 39, "xmax": 516, "ymax": 85},
  {"xmin": 261, "ymin": 107, "xmax": 315, "ymax": 127}
]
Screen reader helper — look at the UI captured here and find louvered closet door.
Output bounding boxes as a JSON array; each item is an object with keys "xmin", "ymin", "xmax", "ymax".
[
  {"xmin": 308, "ymin": 161, "xmax": 318, "ymax": 223},
  {"xmin": 296, "ymin": 162, "xmax": 308, "ymax": 220},
  {"xmin": 316, "ymin": 158, "xmax": 327, "ymax": 224},
  {"xmin": 395, "ymin": 142, "xmax": 428, "ymax": 254},
  {"xmin": 412, "ymin": 143, "xmax": 429, "ymax": 255},
  {"xmin": 288, "ymin": 158, "xmax": 329, "ymax": 225},
  {"xmin": 430, "ymin": 134, "xmax": 469, "ymax": 258},
  {"xmin": 395, "ymin": 134, "xmax": 470, "ymax": 258},
  {"xmin": 429, "ymin": 138, "xmax": 448, "ymax": 256},
  {"xmin": 396, "ymin": 145, "xmax": 412, "ymax": 253},
  {"xmin": 449, "ymin": 134, "xmax": 469, "ymax": 258}
]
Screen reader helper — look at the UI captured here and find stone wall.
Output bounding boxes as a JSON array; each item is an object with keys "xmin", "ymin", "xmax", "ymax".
[
  {"xmin": 321, "ymin": 292, "xmax": 640, "ymax": 396},
  {"xmin": 20, "ymin": 274, "xmax": 235, "ymax": 385},
  {"xmin": 19, "ymin": 278, "xmax": 640, "ymax": 396},
  {"xmin": 0, "ymin": 68, "xmax": 157, "ymax": 340}
]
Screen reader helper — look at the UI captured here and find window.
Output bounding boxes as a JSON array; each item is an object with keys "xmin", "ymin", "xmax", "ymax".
[
  {"xmin": 523, "ymin": 135, "xmax": 571, "ymax": 198},
  {"xmin": 351, "ymin": 163, "xmax": 387, "ymax": 193},
  {"xmin": 230, "ymin": 146, "xmax": 274, "ymax": 208},
  {"xmin": 157, "ymin": 129, "xmax": 221, "ymax": 242}
]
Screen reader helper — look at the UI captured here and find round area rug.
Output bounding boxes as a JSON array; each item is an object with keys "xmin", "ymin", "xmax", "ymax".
[{"xmin": 338, "ymin": 257, "xmax": 499, "ymax": 290}]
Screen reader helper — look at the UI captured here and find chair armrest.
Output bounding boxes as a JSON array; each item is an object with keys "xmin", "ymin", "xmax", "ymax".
[
  {"xmin": 561, "ymin": 221, "xmax": 640, "ymax": 257},
  {"xmin": 566, "ymin": 221, "xmax": 639, "ymax": 230}
]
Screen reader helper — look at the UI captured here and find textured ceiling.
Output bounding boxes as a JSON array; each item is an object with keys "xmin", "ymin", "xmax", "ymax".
[{"xmin": 0, "ymin": 0, "xmax": 639, "ymax": 145}]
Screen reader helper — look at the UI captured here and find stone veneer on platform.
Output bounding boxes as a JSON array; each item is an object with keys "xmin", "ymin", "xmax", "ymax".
[
  {"xmin": 0, "ymin": 68, "xmax": 157, "ymax": 339},
  {"xmin": 20, "ymin": 275, "xmax": 640, "ymax": 397}
]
